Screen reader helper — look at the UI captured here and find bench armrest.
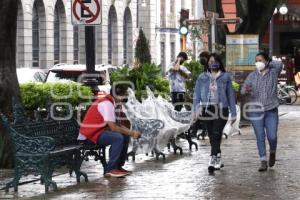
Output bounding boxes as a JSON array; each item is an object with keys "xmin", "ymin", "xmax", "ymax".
[
  {"xmin": 1, "ymin": 113, "xmax": 56, "ymax": 154},
  {"xmin": 131, "ymin": 118, "xmax": 164, "ymax": 137},
  {"xmin": 167, "ymin": 108, "xmax": 192, "ymax": 124}
]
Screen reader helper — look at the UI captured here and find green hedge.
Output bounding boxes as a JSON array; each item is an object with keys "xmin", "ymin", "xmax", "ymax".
[{"xmin": 20, "ymin": 82, "xmax": 93, "ymax": 110}]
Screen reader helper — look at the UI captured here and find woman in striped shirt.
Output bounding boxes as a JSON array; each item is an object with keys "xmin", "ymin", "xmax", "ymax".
[{"xmin": 241, "ymin": 52, "xmax": 283, "ymax": 172}]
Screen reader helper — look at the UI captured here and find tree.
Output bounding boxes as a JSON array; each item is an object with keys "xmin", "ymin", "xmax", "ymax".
[
  {"xmin": 0, "ymin": 0, "xmax": 19, "ymax": 168},
  {"xmin": 135, "ymin": 28, "xmax": 151, "ymax": 65},
  {"xmin": 205, "ymin": 0, "xmax": 280, "ymax": 46},
  {"xmin": 235, "ymin": 0, "xmax": 281, "ymax": 38}
]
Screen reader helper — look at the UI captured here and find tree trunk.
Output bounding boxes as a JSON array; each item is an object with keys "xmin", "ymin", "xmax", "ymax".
[
  {"xmin": 216, "ymin": 0, "xmax": 228, "ymax": 46},
  {"xmin": 0, "ymin": 0, "xmax": 19, "ymax": 168},
  {"xmin": 235, "ymin": 0, "xmax": 280, "ymax": 39}
]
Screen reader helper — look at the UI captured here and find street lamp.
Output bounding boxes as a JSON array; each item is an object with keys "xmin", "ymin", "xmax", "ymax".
[{"xmin": 279, "ymin": 3, "xmax": 288, "ymax": 15}]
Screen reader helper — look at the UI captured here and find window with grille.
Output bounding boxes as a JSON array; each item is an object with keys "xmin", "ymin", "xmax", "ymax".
[
  {"xmin": 54, "ymin": 5, "xmax": 60, "ymax": 64},
  {"xmin": 160, "ymin": 0, "xmax": 166, "ymax": 27},
  {"xmin": 108, "ymin": 13, "xmax": 112, "ymax": 64},
  {"xmin": 171, "ymin": 42, "xmax": 175, "ymax": 62},
  {"xmin": 73, "ymin": 26, "xmax": 79, "ymax": 64},
  {"xmin": 123, "ymin": 19, "xmax": 128, "ymax": 64},
  {"xmin": 161, "ymin": 42, "xmax": 166, "ymax": 69},
  {"xmin": 32, "ymin": 3, "xmax": 39, "ymax": 67}
]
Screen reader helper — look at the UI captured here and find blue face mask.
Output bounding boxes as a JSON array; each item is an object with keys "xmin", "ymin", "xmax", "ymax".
[{"xmin": 208, "ymin": 63, "xmax": 220, "ymax": 70}]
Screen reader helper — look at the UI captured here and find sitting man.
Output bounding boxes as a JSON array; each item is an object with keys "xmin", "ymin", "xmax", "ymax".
[{"xmin": 78, "ymin": 85, "xmax": 141, "ymax": 178}]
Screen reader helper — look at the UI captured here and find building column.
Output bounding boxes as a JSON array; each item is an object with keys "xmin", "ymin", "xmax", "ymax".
[{"xmin": 22, "ymin": 2, "xmax": 33, "ymax": 68}]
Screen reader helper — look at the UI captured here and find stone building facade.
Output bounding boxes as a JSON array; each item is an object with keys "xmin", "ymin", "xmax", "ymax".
[{"xmin": 16, "ymin": 0, "xmax": 202, "ymax": 70}]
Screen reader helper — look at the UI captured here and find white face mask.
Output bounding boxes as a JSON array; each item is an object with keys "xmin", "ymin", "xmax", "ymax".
[{"xmin": 255, "ymin": 61, "xmax": 266, "ymax": 71}]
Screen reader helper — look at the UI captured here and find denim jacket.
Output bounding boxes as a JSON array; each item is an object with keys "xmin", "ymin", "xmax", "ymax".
[{"xmin": 192, "ymin": 72, "xmax": 237, "ymax": 118}]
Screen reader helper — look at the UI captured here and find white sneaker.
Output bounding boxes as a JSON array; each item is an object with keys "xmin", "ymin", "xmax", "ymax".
[
  {"xmin": 214, "ymin": 153, "xmax": 224, "ymax": 170},
  {"xmin": 208, "ymin": 155, "xmax": 216, "ymax": 171}
]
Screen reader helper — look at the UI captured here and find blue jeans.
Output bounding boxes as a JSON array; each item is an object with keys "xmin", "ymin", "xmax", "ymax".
[
  {"xmin": 97, "ymin": 131, "xmax": 130, "ymax": 173},
  {"xmin": 249, "ymin": 108, "xmax": 279, "ymax": 161}
]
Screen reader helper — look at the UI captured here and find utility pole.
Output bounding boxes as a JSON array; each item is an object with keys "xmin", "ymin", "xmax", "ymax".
[
  {"xmin": 206, "ymin": 0, "xmax": 217, "ymax": 52},
  {"xmin": 85, "ymin": 26, "xmax": 96, "ymax": 74},
  {"xmin": 211, "ymin": 16, "xmax": 216, "ymax": 52},
  {"xmin": 269, "ymin": 15, "xmax": 274, "ymax": 58}
]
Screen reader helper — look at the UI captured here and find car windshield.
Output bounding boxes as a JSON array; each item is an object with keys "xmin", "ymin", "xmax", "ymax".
[
  {"xmin": 46, "ymin": 71, "xmax": 83, "ymax": 83},
  {"xmin": 46, "ymin": 70, "xmax": 106, "ymax": 84},
  {"xmin": 17, "ymin": 69, "xmax": 46, "ymax": 84}
]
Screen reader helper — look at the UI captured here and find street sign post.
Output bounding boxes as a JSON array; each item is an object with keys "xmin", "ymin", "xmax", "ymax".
[
  {"xmin": 72, "ymin": 0, "xmax": 102, "ymax": 25},
  {"xmin": 71, "ymin": 0, "xmax": 102, "ymax": 92},
  {"xmin": 187, "ymin": 12, "xmax": 242, "ymax": 52}
]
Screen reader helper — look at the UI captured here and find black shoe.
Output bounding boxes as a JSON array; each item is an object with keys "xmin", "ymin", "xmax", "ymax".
[
  {"xmin": 269, "ymin": 152, "xmax": 276, "ymax": 167},
  {"xmin": 258, "ymin": 161, "xmax": 268, "ymax": 172}
]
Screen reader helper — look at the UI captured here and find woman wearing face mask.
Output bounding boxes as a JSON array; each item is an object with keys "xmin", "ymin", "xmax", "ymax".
[
  {"xmin": 193, "ymin": 53, "xmax": 237, "ymax": 173},
  {"xmin": 241, "ymin": 52, "xmax": 283, "ymax": 172}
]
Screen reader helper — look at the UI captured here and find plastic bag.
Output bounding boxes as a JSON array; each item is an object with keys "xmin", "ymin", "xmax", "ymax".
[{"xmin": 223, "ymin": 105, "xmax": 241, "ymax": 136}]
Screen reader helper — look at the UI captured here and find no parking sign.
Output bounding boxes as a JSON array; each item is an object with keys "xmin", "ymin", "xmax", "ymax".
[{"xmin": 72, "ymin": 0, "xmax": 101, "ymax": 25}]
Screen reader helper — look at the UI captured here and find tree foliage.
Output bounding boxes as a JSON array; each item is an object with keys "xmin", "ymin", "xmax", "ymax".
[
  {"xmin": 135, "ymin": 28, "xmax": 152, "ymax": 65},
  {"xmin": 111, "ymin": 64, "xmax": 169, "ymax": 101},
  {"xmin": 235, "ymin": 0, "xmax": 281, "ymax": 38},
  {"xmin": 211, "ymin": 0, "xmax": 280, "ymax": 45}
]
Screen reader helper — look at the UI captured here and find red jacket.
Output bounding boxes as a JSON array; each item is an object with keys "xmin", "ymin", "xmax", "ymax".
[{"xmin": 79, "ymin": 95, "xmax": 115, "ymax": 143}]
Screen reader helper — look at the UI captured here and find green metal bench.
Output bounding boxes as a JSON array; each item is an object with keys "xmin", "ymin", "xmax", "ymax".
[{"xmin": 0, "ymin": 103, "xmax": 106, "ymax": 193}]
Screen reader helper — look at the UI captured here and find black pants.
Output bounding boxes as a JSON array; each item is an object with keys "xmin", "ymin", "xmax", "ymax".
[
  {"xmin": 171, "ymin": 92, "xmax": 185, "ymax": 111},
  {"xmin": 202, "ymin": 106, "xmax": 229, "ymax": 156}
]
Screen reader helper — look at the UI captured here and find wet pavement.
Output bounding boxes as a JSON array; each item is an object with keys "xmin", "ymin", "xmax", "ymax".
[{"xmin": 1, "ymin": 105, "xmax": 300, "ymax": 200}]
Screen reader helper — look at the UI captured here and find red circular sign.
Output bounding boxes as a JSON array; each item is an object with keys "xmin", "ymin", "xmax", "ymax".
[{"xmin": 73, "ymin": 0, "xmax": 100, "ymax": 24}]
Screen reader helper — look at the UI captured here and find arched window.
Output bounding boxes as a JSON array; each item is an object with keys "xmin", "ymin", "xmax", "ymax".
[
  {"xmin": 16, "ymin": 0, "xmax": 24, "ymax": 68},
  {"xmin": 32, "ymin": 2, "xmax": 39, "ymax": 67},
  {"xmin": 32, "ymin": 0, "xmax": 46, "ymax": 68},
  {"xmin": 54, "ymin": 5, "xmax": 60, "ymax": 64},
  {"xmin": 123, "ymin": 8, "xmax": 133, "ymax": 65},
  {"xmin": 108, "ymin": 6, "xmax": 118, "ymax": 65},
  {"xmin": 54, "ymin": 0, "xmax": 67, "ymax": 65},
  {"xmin": 73, "ymin": 26, "xmax": 79, "ymax": 64}
]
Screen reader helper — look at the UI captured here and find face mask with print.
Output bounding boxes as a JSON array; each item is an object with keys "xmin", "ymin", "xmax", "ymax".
[
  {"xmin": 255, "ymin": 61, "xmax": 266, "ymax": 71},
  {"xmin": 208, "ymin": 63, "xmax": 220, "ymax": 70}
]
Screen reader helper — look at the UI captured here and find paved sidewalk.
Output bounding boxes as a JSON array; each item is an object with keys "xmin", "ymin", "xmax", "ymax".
[{"xmin": 1, "ymin": 107, "xmax": 300, "ymax": 200}]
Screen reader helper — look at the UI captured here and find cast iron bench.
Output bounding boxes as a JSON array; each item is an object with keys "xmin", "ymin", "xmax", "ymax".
[
  {"xmin": 166, "ymin": 107, "xmax": 199, "ymax": 151},
  {"xmin": 123, "ymin": 105, "xmax": 165, "ymax": 161},
  {"xmin": 0, "ymin": 103, "xmax": 106, "ymax": 193}
]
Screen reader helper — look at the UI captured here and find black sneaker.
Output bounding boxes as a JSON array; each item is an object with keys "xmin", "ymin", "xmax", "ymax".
[
  {"xmin": 258, "ymin": 161, "xmax": 268, "ymax": 172},
  {"xmin": 269, "ymin": 152, "xmax": 276, "ymax": 167}
]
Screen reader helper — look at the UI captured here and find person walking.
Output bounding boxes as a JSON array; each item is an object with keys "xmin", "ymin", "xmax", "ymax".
[
  {"xmin": 241, "ymin": 52, "xmax": 283, "ymax": 172},
  {"xmin": 192, "ymin": 53, "xmax": 237, "ymax": 172},
  {"xmin": 167, "ymin": 52, "xmax": 191, "ymax": 111},
  {"xmin": 190, "ymin": 51, "xmax": 211, "ymax": 139}
]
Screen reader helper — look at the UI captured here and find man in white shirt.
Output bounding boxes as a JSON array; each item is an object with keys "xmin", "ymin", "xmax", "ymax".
[
  {"xmin": 79, "ymin": 85, "xmax": 141, "ymax": 178},
  {"xmin": 167, "ymin": 52, "xmax": 191, "ymax": 111}
]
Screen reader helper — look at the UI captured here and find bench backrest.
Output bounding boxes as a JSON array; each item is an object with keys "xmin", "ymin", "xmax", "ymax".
[{"xmin": 11, "ymin": 118, "xmax": 80, "ymax": 147}]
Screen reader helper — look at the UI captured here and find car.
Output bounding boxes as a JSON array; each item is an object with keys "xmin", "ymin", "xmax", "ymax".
[
  {"xmin": 45, "ymin": 63, "xmax": 118, "ymax": 93},
  {"xmin": 17, "ymin": 68, "xmax": 47, "ymax": 84}
]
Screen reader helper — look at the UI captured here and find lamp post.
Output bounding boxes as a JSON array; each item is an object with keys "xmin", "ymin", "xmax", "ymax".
[{"xmin": 269, "ymin": 3, "xmax": 288, "ymax": 57}]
